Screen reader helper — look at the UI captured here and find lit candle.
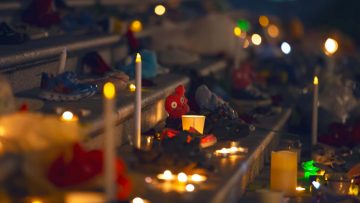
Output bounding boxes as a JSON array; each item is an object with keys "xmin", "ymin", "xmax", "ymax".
[
  {"xmin": 324, "ymin": 38, "xmax": 338, "ymax": 79},
  {"xmin": 157, "ymin": 170, "xmax": 175, "ymax": 181},
  {"xmin": 58, "ymin": 47, "xmax": 67, "ymax": 74},
  {"xmin": 181, "ymin": 115, "xmax": 206, "ymax": 134},
  {"xmin": 233, "ymin": 26, "xmax": 242, "ymax": 69},
  {"xmin": 103, "ymin": 82, "xmax": 116, "ymax": 201},
  {"xmin": 270, "ymin": 150, "xmax": 297, "ymax": 195},
  {"xmin": 134, "ymin": 53, "xmax": 142, "ymax": 149},
  {"xmin": 60, "ymin": 111, "xmax": 78, "ymax": 122},
  {"xmin": 65, "ymin": 192, "xmax": 104, "ymax": 203},
  {"xmin": 312, "ymin": 76, "xmax": 319, "ymax": 146}
]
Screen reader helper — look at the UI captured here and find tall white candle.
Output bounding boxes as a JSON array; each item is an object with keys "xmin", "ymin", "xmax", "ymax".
[
  {"xmin": 312, "ymin": 76, "xmax": 319, "ymax": 146},
  {"xmin": 135, "ymin": 53, "xmax": 142, "ymax": 149},
  {"xmin": 58, "ymin": 47, "xmax": 67, "ymax": 74},
  {"xmin": 103, "ymin": 82, "xmax": 116, "ymax": 201}
]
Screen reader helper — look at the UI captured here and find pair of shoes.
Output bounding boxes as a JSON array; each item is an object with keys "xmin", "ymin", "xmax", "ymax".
[
  {"xmin": 39, "ymin": 72, "xmax": 98, "ymax": 101},
  {"xmin": 22, "ymin": 0, "xmax": 61, "ymax": 28},
  {"xmin": 0, "ymin": 22, "xmax": 29, "ymax": 45}
]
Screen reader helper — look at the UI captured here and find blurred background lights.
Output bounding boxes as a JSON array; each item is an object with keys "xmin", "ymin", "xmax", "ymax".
[
  {"xmin": 251, "ymin": 34, "xmax": 262, "ymax": 45},
  {"xmin": 324, "ymin": 38, "xmax": 338, "ymax": 55},
  {"xmin": 132, "ymin": 197, "xmax": 144, "ymax": 203},
  {"xmin": 233, "ymin": 27, "xmax": 242, "ymax": 37},
  {"xmin": 281, "ymin": 42, "xmax": 291, "ymax": 54},
  {"xmin": 130, "ymin": 20, "xmax": 143, "ymax": 32},
  {"xmin": 259, "ymin": 15, "xmax": 269, "ymax": 27},
  {"xmin": 185, "ymin": 184, "xmax": 195, "ymax": 192},
  {"xmin": 268, "ymin": 24, "xmax": 279, "ymax": 38},
  {"xmin": 237, "ymin": 19, "xmax": 250, "ymax": 32},
  {"xmin": 154, "ymin": 4, "xmax": 166, "ymax": 16}
]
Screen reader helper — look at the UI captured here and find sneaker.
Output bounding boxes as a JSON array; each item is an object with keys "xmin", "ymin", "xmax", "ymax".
[
  {"xmin": 39, "ymin": 72, "xmax": 98, "ymax": 101},
  {"xmin": 0, "ymin": 22, "xmax": 29, "ymax": 45}
]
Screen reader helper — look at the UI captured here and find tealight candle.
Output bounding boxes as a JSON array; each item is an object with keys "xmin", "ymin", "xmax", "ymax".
[
  {"xmin": 157, "ymin": 170, "xmax": 175, "ymax": 181},
  {"xmin": 271, "ymin": 150, "xmax": 297, "ymax": 195},
  {"xmin": 190, "ymin": 174, "xmax": 207, "ymax": 182},
  {"xmin": 103, "ymin": 82, "xmax": 116, "ymax": 201},
  {"xmin": 177, "ymin": 172, "xmax": 188, "ymax": 183}
]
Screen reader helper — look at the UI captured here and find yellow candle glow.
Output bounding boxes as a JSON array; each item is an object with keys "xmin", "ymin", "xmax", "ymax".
[
  {"xmin": 65, "ymin": 192, "xmax": 104, "ymax": 203},
  {"xmin": 177, "ymin": 172, "xmax": 188, "ymax": 183},
  {"xmin": 130, "ymin": 20, "xmax": 143, "ymax": 33},
  {"xmin": 296, "ymin": 186, "xmax": 306, "ymax": 192},
  {"xmin": 271, "ymin": 150, "xmax": 297, "ymax": 195},
  {"xmin": 181, "ymin": 115, "xmax": 206, "ymax": 134},
  {"xmin": 190, "ymin": 174, "xmax": 207, "ymax": 182},
  {"xmin": 157, "ymin": 170, "xmax": 175, "ymax": 181},
  {"xmin": 61, "ymin": 111, "xmax": 78, "ymax": 122},
  {"xmin": 185, "ymin": 184, "xmax": 195, "ymax": 192},
  {"xmin": 154, "ymin": 4, "xmax": 166, "ymax": 16},
  {"xmin": 234, "ymin": 27, "xmax": 242, "ymax": 37},
  {"xmin": 324, "ymin": 38, "xmax": 338, "ymax": 55},
  {"xmin": 129, "ymin": 83, "xmax": 136, "ymax": 92}
]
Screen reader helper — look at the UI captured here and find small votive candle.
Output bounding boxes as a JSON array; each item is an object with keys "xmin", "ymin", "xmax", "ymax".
[{"xmin": 181, "ymin": 115, "xmax": 206, "ymax": 134}]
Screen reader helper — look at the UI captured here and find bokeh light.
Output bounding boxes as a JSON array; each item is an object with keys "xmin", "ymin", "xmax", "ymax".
[
  {"xmin": 251, "ymin": 34, "xmax": 262, "ymax": 46},
  {"xmin": 154, "ymin": 4, "xmax": 166, "ymax": 16},
  {"xmin": 281, "ymin": 42, "xmax": 291, "ymax": 54},
  {"xmin": 324, "ymin": 38, "xmax": 338, "ymax": 55},
  {"xmin": 259, "ymin": 15, "xmax": 269, "ymax": 27},
  {"xmin": 267, "ymin": 24, "xmax": 279, "ymax": 38},
  {"xmin": 233, "ymin": 27, "xmax": 242, "ymax": 37},
  {"xmin": 130, "ymin": 20, "xmax": 143, "ymax": 33}
]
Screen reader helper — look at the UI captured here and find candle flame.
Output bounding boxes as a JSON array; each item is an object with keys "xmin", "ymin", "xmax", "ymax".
[
  {"xmin": 136, "ymin": 53, "xmax": 141, "ymax": 63},
  {"xmin": 129, "ymin": 83, "xmax": 136, "ymax": 92},
  {"xmin": 104, "ymin": 82, "xmax": 116, "ymax": 99},
  {"xmin": 177, "ymin": 172, "xmax": 188, "ymax": 183},
  {"xmin": 296, "ymin": 186, "xmax": 306, "ymax": 191},
  {"xmin": 313, "ymin": 76, "xmax": 319, "ymax": 85},
  {"xmin": 61, "ymin": 111, "xmax": 78, "ymax": 121},
  {"xmin": 324, "ymin": 38, "xmax": 338, "ymax": 55}
]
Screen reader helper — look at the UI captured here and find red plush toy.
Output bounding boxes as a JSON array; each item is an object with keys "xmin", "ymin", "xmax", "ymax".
[
  {"xmin": 165, "ymin": 85, "xmax": 190, "ymax": 118},
  {"xmin": 47, "ymin": 143, "xmax": 132, "ymax": 200}
]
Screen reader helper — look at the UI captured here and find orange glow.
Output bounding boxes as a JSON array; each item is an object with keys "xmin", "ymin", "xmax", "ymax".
[
  {"xmin": 259, "ymin": 15, "xmax": 269, "ymax": 27},
  {"xmin": 268, "ymin": 24, "xmax": 279, "ymax": 38},
  {"xmin": 130, "ymin": 20, "xmax": 143, "ymax": 33}
]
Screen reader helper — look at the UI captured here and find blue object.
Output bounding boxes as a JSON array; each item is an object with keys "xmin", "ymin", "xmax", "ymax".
[
  {"xmin": 118, "ymin": 50, "xmax": 158, "ymax": 79},
  {"xmin": 39, "ymin": 71, "xmax": 98, "ymax": 101}
]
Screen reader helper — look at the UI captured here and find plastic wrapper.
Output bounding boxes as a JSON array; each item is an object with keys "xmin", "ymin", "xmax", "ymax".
[{"xmin": 320, "ymin": 77, "xmax": 358, "ymax": 123}]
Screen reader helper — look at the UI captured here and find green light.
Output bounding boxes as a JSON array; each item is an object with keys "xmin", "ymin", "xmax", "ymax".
[
  {"xmin": 302, "ymin": 160, "xmax": 320, "ymax": 180},
  {"xmin": 237, "ymin": 19, "xmax": 250, "ymax": 32}
]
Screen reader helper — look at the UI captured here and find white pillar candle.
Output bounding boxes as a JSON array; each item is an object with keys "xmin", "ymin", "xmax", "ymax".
[
  {"xmin": 58, "ymin": 47, "xmax": 67, "ymax": 74},
  {"xmin": 103, "ymin": 82, "xmax": 116, "ymax": 201},
  {"xmin": 135, "ymin": 53, "xmax": 142, "ymax": 149},
  {"xmin": 312, "ymin": 76, "xmax": 319, "ymax": 146}
]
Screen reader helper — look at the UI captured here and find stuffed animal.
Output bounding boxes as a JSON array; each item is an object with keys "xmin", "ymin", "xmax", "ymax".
[{"xmin": 165, "ymin": 85, "xmax": 190, "ymax": 119}]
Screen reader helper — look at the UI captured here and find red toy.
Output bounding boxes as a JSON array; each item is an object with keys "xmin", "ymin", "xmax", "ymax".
[
  {"xmin": 165, "ymin": 85, "xmax": 190, "ymax": 119},
  {"xmin": 47, "ymin": 143, "xmax": 131, "ymax": 200}
]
